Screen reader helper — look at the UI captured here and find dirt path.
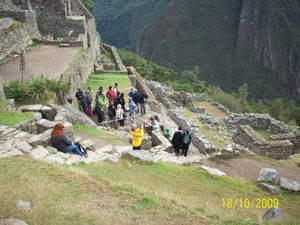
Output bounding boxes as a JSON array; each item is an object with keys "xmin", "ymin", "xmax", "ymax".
[
  {"xmin": 0, "ymin": 45, "xmax": 78, "ymax": 81},
  {"xmin": 203, "ymin": 157, "xmax": 300, "ymax": 182}
]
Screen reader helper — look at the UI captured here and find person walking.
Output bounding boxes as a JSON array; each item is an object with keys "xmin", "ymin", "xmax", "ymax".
[
  {"xmin": 108, "ymin": 102, "xmax": 116, "ymax": 128},
  {"xmin": 116, "ymin": 104, "xmax": 125, "ymax": 127},
  {"xmin": 130, "ymin": 124, "xmax": 144, "ymax": 150},
  {"xmin": 51, "ymin": 123, "xmax": 86, "ymax": 157},
  {"xmin": 182, "ymin": 129, "xmax": 192, "ymax": 157},
  {"xmin": 85, "ymin": 86, "xmax": 93, "ymax": 116},
  {"xmin": 171, "ymin": 127, "xmax": 183, "ymax": 156}
]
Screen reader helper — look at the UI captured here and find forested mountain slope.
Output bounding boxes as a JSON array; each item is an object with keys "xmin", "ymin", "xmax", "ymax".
[{"xmin": 93, "ymin": 0, "xmax": 300, "ymax": 100}]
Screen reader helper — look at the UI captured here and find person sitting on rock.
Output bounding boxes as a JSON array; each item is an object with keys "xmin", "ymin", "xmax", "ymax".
[
  {"xmin": 182, "ymin": 128, "xmax": 192, "ymax": 157},
  {"xmin": 164, "ymin": 128, "xmax": 172, "ymax": 141},
  {"xmin": 130, "ymin": 124, "xmax": 144, "ymax": 150},
  {"xmin": 171, "ymin": 126, "xmax": 183, "ymax": 156},
  {"xmin": 51, "ymin": 123, "xmax": 86, "ymax": 157},
  {"xmin": 150, "ymin": 117, "xmax": 160, "ymax": 131}
]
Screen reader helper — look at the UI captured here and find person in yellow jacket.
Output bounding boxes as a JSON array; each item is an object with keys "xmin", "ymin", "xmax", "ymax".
[{"xmin": 130, "ymin": 124, "xmax": 144, "ymax": 150}]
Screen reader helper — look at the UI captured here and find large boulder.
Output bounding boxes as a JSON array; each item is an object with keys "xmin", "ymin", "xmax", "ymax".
[
  {"xmin": 14, "ymin": 141, "xmax": 33, "ymax": 154},
  {"xmin": 52, "ymin": 103, "xmax": 97, "ymax": 128},
  {"xmin": 262, "ymin": 207, "xmax": 284, "ymax": 221},
  {"xmin": 279, "ymin": 178, "xmax": 300, "ymax": 192},
  {"xmin": 18, "ymin": 104, "xmax": 56, "ymax": 120},
  {"xmin": 122, "ymin": 150, "xmax": 154, "ymax": 161},
  {"xmin": 256, "ymin": 168, "xmax": 278, "ymax": 183},
  {"xmin": 257, "ymin": 183, "xmax": 279, "ymax": 194},
  {"xmin": 201, "ymin": 165, "xmax": 226, "ymax": 176}
]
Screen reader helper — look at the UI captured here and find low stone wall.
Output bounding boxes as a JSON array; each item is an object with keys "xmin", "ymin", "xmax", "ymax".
[
  {"xmin": 270, "ymin": 133, "xmax": 300, "ymax": 153},
  {"xmin": 168, "ymin": 109, "xmax": 216, "ymax": 153},
  {"xmin": 225, "ymin": 113, "xmax": 291, "ymax": 134},
  {"xmin": 233, "ymin": 125, "xmax": 293, "ymax": 159},
  {"xmin": 127, "ymin": 67, "xmax": 162, "ymax": 113},
  {"xmin": 101, "ymin": 43, "xmax": 127, "ymax": 73},
  {"xmin": 13, "ymin": 112, "xmax": 42, "ymax": 134}
]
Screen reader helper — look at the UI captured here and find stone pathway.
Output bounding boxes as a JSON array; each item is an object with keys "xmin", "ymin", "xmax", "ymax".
[{"xmin": 0, "ymin": 45, "xmax": 78, "ymax": 81}]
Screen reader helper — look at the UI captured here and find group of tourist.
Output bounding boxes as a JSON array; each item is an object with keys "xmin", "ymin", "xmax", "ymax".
[{"xmin": 73, "ymin": 83, "xmax": 149, "ymax": 127}]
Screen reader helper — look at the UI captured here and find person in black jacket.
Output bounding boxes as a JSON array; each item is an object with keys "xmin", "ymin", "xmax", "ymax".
[
  {"xmin": 75, "ymin": 88, "xmax": 84, "ymax": 111},
  {"xmin": 108, "ymin": 102, "xmax": 116, "ymax": 128},
  {"xmin": 51, "ymin": 123, "xmax": 86, "ymax": 157},
  {"xmin": 182, "ymin": 129, "xmax": 192, "ymax": 157},
  {"xmin": 171, "ymin": 126, "xmax": 183, "ymax": 156},
  {"xmin": 138, "ymin": 92, "xmax": 148, "ymax": 116}
]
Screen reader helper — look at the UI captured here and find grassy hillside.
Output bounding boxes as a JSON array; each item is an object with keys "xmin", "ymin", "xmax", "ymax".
[{"xmin": 1, "ymin": 156, "xmax": 300, "ymax": 224}]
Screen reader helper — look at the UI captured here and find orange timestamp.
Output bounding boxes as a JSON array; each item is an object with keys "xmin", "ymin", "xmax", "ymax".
[{"xmin": 222, "ymin": 198, "xmax": 279, "ymax": 209}]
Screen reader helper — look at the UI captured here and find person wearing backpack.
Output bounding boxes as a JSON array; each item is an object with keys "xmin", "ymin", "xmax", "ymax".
[
  {"xmin": 96, "ymin": 93, "xmax": 106, "ymax": 124},
  {"xmin": 171, "ymin": 127, "xmax": 183, "ymax": 156},
  {"xmin": 182, "ymin": 129, "xmax": 192, "ymax": 157}
]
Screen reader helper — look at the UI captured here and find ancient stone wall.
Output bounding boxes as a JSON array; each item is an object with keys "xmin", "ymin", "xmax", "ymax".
[
  {"xmin": 233, "ymin": 125, "xmax": 293, "ymax": 159},
  {"xmin": 0, "ymin": 23, "xmax": 33, "ymax": 61},
  {"xmin": 101, "ymin": 43, "xmax": 127, "ymax": 73}
]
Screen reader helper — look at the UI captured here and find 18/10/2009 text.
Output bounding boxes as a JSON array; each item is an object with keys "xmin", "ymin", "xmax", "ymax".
[{"xmin": 222, "ymin": 198, "xmax": 279, "ymax": 209}]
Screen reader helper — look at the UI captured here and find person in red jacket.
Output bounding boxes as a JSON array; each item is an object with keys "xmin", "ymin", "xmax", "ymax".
[{"xmin": 106, "ymin": 86, "xmax": 115, "ymax": 105}]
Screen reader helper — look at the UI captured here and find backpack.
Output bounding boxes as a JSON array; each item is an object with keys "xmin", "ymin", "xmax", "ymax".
[
  {"xmin": 74, "ymin": 142, "xmax": 87, "ymax": 156},
  {"xmin": 183, "ymin": 132, "xmax": 190, "ymax": 144}
]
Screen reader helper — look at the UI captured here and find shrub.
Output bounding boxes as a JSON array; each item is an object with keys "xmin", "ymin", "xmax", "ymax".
[{"xmin": 3, "ymin": 78, "xmax": 69, "ymax": 105}]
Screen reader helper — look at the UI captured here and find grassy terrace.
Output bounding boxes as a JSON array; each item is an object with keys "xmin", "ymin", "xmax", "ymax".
[
  {"xmin": 1, "ymin": 156, "xmax": 299, "ymax": 225},
  {"xmin": 0, "ymin": 99, "xmax": 33, "ymax": 127},
  {"xmin": 184, "ymin": 109, "xmax": 231, "ymax": 149},
  {"xmin": 84, "ymin": 73, "xmax": 131, "ymax": 106},
  {"xmin": 254, "ymin": 128, "xmax": 275, "ymax": 141},
  {"xmin": 194, "ymin": 101, "xmax": 228, "ymax": 118}
]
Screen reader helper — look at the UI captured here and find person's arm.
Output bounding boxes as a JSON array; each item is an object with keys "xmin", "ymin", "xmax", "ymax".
[{"xmin": 61, "ymin": 134, "xmax": 72, "ymax": 146}]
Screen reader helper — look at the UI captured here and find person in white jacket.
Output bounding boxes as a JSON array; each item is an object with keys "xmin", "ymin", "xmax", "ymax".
[{"xmin": 116, "ymin": 104, "xmax": 125, "ymax": 126}]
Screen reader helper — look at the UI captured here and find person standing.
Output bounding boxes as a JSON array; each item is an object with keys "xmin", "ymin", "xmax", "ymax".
[
  {"xmin": 95, "ymin": 86, "xmax": 103, "ymax": 105},
  {"xmin": 138, "ymin": 91, "xmax": 148, "ymax": 116},
  {"xmin": 108, "ymin": 102, "xmax": 116, "ymax": 128},
  {"xmin": 171, "ymin": 127, "xmax": 183, "ymax": 156},
  {"xmin": 106, "ymin": 86, "xmax": 115, "ymax": 105},
  {"xmin": 51, "ymin": 123, "xmax": 86, "ymax": 157},
  {"xmin": 164, "ymin": 128, "xmax": 172, "ymax": 141},
  {"xmin": 96, "ymin": 93, "xmax": 106, "ymax": 124},
  {"xmin": 150, "ymin": 117, "xmax": 160, "ymax": 131},
  {"xmin": 85, "ymin": 86, "xmax": 93, "ymax": 116},
  {"xmin": 113, "ymin": 83, "xmax": 119, "ymax": 96},
  {"xmin": 75, "ymin": 88, "xmax": 84, "ymax": 111},
  {"xmin": 130, "ymin": 124, "xmax": 144, "ymax": 150},
  {"xmin": 128, "ymin": 87, "xmax": 135, "ymax": 100},
  {"xmin": 182, "ymin": 129, "xmax": 192, "ymax": 157},
  {"xmin": 116, "ymin": 104, "xmax": 125, "ymax": 127},
  {"xmin": 118, "ymin": 92, "xmax": 126, "ymax": 111},
  {"xmin": 129, "ymin": 97, "xmax": 135, "ymax": 124},
  {"xmin": 133, "ymin": 90, "xmax": 139, "ymax": 114}
]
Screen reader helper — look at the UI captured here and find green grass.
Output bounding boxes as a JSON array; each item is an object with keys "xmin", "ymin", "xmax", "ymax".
[
  {"xmin": 194, "ymin": 101, "xmax": 228, "ymax": 118},
  {"xmin": 84, "ymin": 73, "xmax": 131, "ymax": 106},
  {"xmin": 0, "ymin": 99, "xmax": 33, "ymax": 126},
  {"xmin": 72, "ymin": 124, "xmax": 125, "ymax": 144},
  {"xmin": 253, "ymin": 128, "xmax": 275, "ymax": 141},
  {"xmin": 1, "ymin": 156, "xmax": 300, "ymax": 224},
  {"xmin": 184, "ymin": 109, "xmax": 231, "ymax": 149}
]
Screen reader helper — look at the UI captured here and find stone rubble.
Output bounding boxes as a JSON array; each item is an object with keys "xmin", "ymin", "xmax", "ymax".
[
  {"xmin": 256, "ymin": 168, "xmax": 278, "ymax": 183},
  {"xmin": 201, "ymin": 165, "xmax": 226, "ymax": 176}
]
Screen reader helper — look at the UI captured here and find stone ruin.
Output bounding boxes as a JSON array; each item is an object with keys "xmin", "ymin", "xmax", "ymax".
[
  {"xmin": 0, "ymin": 0, "xmax": 100, "ymax": 61},
  {"xmin": 145, "ymin": 80, "xmax": 300, "ymax": 159}
]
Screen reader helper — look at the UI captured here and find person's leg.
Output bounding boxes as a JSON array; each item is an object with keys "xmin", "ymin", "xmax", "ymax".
[
  {"xmin": 174, "ymin": 146, "xmax": 179, "ymax": 156},
  {"xmin": 133, "ymin": 145, "xmax": 141, "ymax": 150},
  {"xmin": 184, "ymin": 146, "xmax": 189, "ymax": 157},
  {"xmin": 66, "ymin": 144, "xmax": 84, "ymax": 157}
]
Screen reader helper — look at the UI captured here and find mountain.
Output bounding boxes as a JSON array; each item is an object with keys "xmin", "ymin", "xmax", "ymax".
[{"xmin": 93, "ymin": 0, "xmax": 300, "ymax": 100}]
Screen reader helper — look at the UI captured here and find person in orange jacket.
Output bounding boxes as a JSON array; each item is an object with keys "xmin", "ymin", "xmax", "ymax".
[
  {"xmin": 130, "ymin": 124, "xmax": 144, "ymax": 150},
  {"xmin": 106, "ymin": 86, "xmax": 115, "ymax": 105}
]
